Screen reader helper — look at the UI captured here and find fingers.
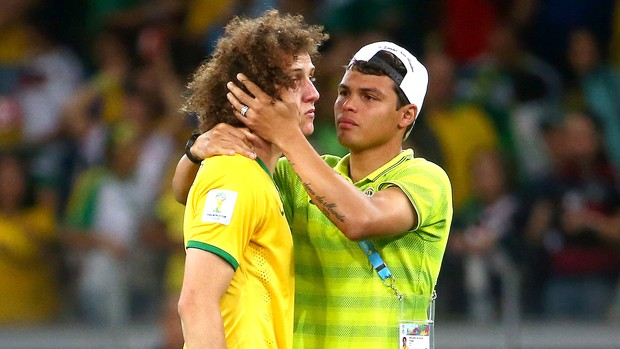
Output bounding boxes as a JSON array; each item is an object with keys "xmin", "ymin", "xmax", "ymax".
[
  {"xmin": 226, "ymin": 73, "xmax": 272, "ymax": 114},
  {"xmin": 192, "ymin": 132, "xmax": 211, "ymax": 158},
  {"xmin": 226, "ymin": 91, "xmax": 252, "ymax": 127},
  {"xmin": 220, "ymin": 138, "xmax": 256, "ymax": 159},
  {"xmin": 235, "ymin": 73, "xmax": 271, "ymax": 104},
  {"xmin": 226, "ymin": 81, "xmax": 253, "ymax": 110},
  {"xmin": 198, "ymin": 123, "xmax": 256, "ymax": 159},
  {"xmin": 212, "ymin": 121, "xmax": 249, "ymax": 140},
  {"xmin": 228, "ymin": 127, "xmax": 256, "ymax": 159},
  {"xmin": 239, "ymin": 128, "xmax": 258, "ymax": 143}
]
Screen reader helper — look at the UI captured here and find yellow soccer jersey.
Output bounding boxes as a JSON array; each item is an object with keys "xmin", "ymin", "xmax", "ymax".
[
  {"xmin": 0, "ymin": 205, "xmax": 59, "ymax": 324},
  {"xmin": 184, "ymin": 155, "xmax": 294, "ymax": 349}
]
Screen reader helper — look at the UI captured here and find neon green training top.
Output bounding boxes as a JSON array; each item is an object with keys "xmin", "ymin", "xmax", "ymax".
[{"xmin": 275, "ymin": 149, "xmax": 452, "ymax": 349}]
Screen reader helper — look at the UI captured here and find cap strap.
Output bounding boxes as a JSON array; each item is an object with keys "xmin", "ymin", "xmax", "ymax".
[{"xmin": 367, "ymin": 54, "xmax": 404, "ymax": 85}]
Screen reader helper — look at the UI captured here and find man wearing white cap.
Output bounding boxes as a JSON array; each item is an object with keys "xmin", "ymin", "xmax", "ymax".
[{"xmin": 175, "ymin": 41, "xmax": 453, "ymax": 348}]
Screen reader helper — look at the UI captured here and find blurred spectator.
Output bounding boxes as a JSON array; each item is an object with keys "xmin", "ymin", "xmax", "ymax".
[
  {"xmin": 184, "ymin": 0, "xmax": 279, "ymax": 55},
  {"xmin": 133, "ymin": 20, "xmax": 190, "ymax": 136},
  {"xmin": 61, "ymin": 24, "xmax": 137, "ymax": 176},
  {"xmin": 422, "ymin": 50, "xmax": 500, "ymax": 317},
  {"xmin": 449, "ymin": 149, "xmax": 520, "ymax": 322},
  {"xmin": 279, "ymin": 0, "xmax": 323, "ymax": 23},
  {"xmin": 61, "ymin": 70, "xmax": 181, "ymax": 320},
  {"xmin": 523, "ymin": 0, "xmax": 616, "ymax": 78},
  {"xmin": 71, "ymin": 0, "xmax": 168, "ymax": 59},
  {"xmin": 182, "ymin": 0, "xmax": 232, "ymax": 40},
  {"xmin": 509, "ymin": 102, "xmax": 564, "ymax": 183},
  {"xmin": 418, "ymin": 49, "xmax": 499, "ymax": 210},
  {"xmin": 515, "ymin": 115, "xmax": 565, "ymax": 317},
  {"xmin": 118, "ymin": 86, "xmax": 178, "ymax": 316},
  {"xmin": 118, "ymin": 83, "xmax": 176, "ymax": 212},
  {"xmin": 61, "ymin": 9, "xmax": 192, "ymax": 181},
  {"xmin": 14, "ymin": 9, "xmax": 84, "ymax": 215},
  {"xmin": 565, "ymin": 28, "xmax": 620, "ymax": 173},
  {"xmin": 61, "ymin": 133, "xmax": 143, "ymax": 325},
  {"xmin": 459, "ymin": 24, "xmax": 563, "ymax": 179},
  {"xmin": 522, "ymin": 112, "xmax": 620, "ymax": 321},
  {"xmin": 440, "ymin": 0, "xmax": 501, "ymax": 64},
  {"xmin": 1, "ymin": 1, "xmax": 79, "ymax": 152},
  {"xmin": 140, "ymin": 168, "xmax": 186, "ymax": 349},
  {"xmin": 462, "ymin": 24, "xmax": 563, "ymax": 105},
  {"xmin": 0, "ymin": 0, "xmax": 34, "ymax": 94},
  {"xmin": 319, "ymin": 0, "xmax": 433, "ymax": 56},
  {"xmin": 0, "ymin": 152, "xmax": 61, "ymax": 324},
  {"xmin": 133, "ymin": 2, "xmax": 204, "ymax": 80},
  {"xmin": 436, "ymin": 0, "xmax": 539, "ymax": 64}
]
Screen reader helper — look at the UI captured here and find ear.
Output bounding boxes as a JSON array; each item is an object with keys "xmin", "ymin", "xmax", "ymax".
[{"xmin": 398, "ymin": 104, "xmax": 417, "ymax": 130}]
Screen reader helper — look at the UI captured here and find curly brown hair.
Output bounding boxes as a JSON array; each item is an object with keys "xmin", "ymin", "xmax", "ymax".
[{"xmin": 182, "ymin": 10, "xmax": 328, "ymax": 132}]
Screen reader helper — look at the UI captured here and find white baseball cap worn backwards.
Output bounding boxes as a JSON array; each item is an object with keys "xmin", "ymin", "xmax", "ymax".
[{"xmin": 350, "ymin": 41, "xmax": 428, "ymax": 115}]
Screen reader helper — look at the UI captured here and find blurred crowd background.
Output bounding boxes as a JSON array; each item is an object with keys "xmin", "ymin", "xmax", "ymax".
[{"xmin": 1, "ymin": 0, "xmax": 620, "ymax": 347}]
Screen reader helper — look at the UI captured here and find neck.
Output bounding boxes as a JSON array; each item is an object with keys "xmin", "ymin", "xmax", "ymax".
[
  {"xmin": 253, "ymin": 137, "xmax": 282, "ymax": 173},
  {"xmin": 348, "ymin": 143, "xmax": 402, "ymax": 182}
]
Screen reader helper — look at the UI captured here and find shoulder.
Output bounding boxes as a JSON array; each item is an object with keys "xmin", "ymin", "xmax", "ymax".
[
  {"xmin": 201, "ymin": 155, "xmax": 260, "ymax": 176},
  {"xmin": 195, "ymin": 155, "xmax": 268, "ymax": 191},
  {"xmin": 381, "ymin": 157, "xmax": 452, "ymax": 204},
  {"xmin": 404, "ymin": 157, "xmax": 450, "ymax": 183},
  {"xmin": 205, "ymin": 154, "xmax": 256, "ymax": 167},
  {"xmin": 276, "ymin": 154, "xmax": 341, "ymax": 169},
  {"xmin": 321, "ymin": 154, "xmax": 342, "ymax": 166},
  {"xmin": 275, "ymin": 154, "xmax": 343, "ymax": 183}
]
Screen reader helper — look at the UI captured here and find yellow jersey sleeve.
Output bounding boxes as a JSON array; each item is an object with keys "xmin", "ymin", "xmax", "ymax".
[{"xmin": 184, "ymin": 155, "xmax": 267, "ymax": 270}]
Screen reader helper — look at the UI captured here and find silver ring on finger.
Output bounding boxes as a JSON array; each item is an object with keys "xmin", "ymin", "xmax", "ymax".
[{"xmin": 240, "ymin": 105, "xmax": 250, "ymax": 117}]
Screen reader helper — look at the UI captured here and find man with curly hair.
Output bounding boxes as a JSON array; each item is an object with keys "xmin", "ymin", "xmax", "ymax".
[{"xmin": 176, "ymin": 10, "xmax": 327, "ymax": 349}]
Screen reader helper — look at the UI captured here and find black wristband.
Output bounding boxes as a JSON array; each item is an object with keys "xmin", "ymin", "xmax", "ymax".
[{"xmin": 185, "ymin": 133, "xmax": 203, "ymax": 164}]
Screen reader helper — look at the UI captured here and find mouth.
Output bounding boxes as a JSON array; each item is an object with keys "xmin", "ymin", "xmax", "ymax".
[
  {"xmin": 337, "ymin": 116, "xmax": 357, "ymax": 129},
  {"xmin": 305, "ymin": 108, "xmax": 315, "ymax": 118}
]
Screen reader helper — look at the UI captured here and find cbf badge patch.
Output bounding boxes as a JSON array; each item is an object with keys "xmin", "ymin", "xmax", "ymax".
[
  {"xmin": 202, "ymin": 189, "xmax": 238, "ymax": 225},
  {"xmin": 364, "ymin": 187, "xmax": 375, "ymax": 197}
]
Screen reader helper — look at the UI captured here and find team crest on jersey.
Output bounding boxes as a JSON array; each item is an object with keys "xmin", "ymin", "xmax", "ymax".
[
  {"xmin": 364, "ymin": 187, "xmax": 375, "ymax": 197},
  {"xmin": 202, "ymin": 189, "xmax": 238, "ymax": 225}
]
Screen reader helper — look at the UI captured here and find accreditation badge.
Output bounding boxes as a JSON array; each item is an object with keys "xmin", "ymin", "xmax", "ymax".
[
  {"xmin": 398, "ymin": 291, "xmax": 436, "ymax": 349},
  {"xmin": 399, "ymin": 321, "xmax": 431, "ymax": 349}
]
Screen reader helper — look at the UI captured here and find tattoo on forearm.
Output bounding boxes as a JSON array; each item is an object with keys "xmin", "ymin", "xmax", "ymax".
[{"xmin": 303, "ymin": 182, "xmax": 345, "ymax": 222}]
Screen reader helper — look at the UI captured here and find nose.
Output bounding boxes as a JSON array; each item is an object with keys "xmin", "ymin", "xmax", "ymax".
[
  {"xmin": 302, "ymin": 78, "xmax": 320, "ymax": 103},
  {"xmin": 339, "ymin": 95, "xmax": 356, "ymax": 111}
]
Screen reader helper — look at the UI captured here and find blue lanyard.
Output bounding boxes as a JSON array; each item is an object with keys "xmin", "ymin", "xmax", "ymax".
[
  {"xmin": 358, "ymin": 240, "xmax": 393, "ymax": 280},
  {"xmin": 359, "ymin": 240, "xmax": 403, "ymax": 300}
]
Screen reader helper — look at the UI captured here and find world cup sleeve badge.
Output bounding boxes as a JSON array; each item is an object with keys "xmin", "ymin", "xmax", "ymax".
[{"xmin": 202, "ymin": 189, "xmax": 238, "ymax": 225}]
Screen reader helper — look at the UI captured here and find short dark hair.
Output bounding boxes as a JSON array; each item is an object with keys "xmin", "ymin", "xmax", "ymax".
[{"xmin": 347, "ymin": 50, "xmax": 409, "ymax": 110}]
